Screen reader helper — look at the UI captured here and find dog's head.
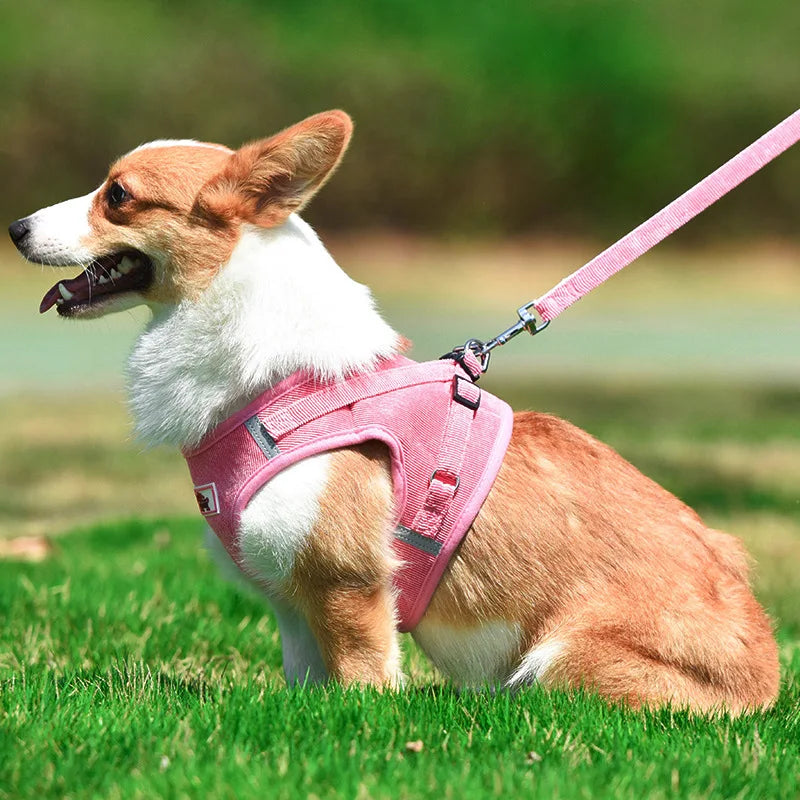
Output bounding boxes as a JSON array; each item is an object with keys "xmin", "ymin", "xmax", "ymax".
[{"xmin": 9, "ymin": 110, "xmax": 352, "ymax": 318}]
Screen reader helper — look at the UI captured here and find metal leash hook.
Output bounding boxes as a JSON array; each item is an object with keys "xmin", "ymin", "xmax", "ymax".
[{"xmin": 440, "ymin": 299, "xmax": 550, "ymax": 380}]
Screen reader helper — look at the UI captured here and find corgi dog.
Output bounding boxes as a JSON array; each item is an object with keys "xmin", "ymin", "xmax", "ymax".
[{"xmin": 9, "ymin": 110, "xmax": 779, "ymax": 714}]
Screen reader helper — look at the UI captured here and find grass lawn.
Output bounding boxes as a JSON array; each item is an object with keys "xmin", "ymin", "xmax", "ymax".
[
  {"xmin": 1, "ymin": 516, "xmax": 799, "ymax": 800},
  {"xmin": 1, "ymin": 378, "xmax": 799, "ymax": 799}
]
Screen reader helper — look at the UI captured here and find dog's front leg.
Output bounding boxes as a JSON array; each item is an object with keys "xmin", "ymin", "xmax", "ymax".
[
  {"xmin": 289, "ymin": 444, "xmax": 403, "ymax": 688},
  {"xmin": 269, "ymin": 595, "xmax": 329, "ymax": 685},
  {"xmin": 205, "ymin": 526, "xmax": 328, "ymax": 684},
  {"xmin": 299, "ymin": 582, "xmax": 402, "ymax": 688}
]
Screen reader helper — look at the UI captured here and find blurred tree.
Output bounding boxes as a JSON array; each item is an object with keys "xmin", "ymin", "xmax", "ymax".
[{"xmin": 1, "ymin": 0, "xmax": 797, "ymax": 237}]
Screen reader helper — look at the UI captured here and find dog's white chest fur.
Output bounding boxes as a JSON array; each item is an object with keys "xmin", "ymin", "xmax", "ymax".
[
  {"xmin": 126, "ymin": 218, "xmax": 399, "ymax": 450},
  {"xmin": 127, "ymin": 217, "xmax": 398, "ymax": 588},
  {"xmin": 237, "ymin": 453, "xmax": 332, "ymax": 587}
]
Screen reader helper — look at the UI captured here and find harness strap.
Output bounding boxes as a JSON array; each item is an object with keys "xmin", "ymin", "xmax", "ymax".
[
  {"xmin": 255, "ymin": 357, "xmax": 483, "ymax": 549},
  {"xmin": 184, "ymin": 354, "xmax": 514, "ymax": 633},
  {"xmin": 409, "ymin": 377, "xmax": 481, "ymax": 541},
  {"xmin": 260, "ymin": 360, "xmax": 460, "ymax": 438}
]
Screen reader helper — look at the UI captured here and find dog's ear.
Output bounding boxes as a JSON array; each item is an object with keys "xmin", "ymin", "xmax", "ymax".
[{"xmin": 196, "ymin": 110, "xmax": 353, "ymax": 227}]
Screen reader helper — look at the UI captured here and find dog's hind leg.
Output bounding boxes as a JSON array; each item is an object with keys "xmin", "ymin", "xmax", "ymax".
[
  {"xmin": 504, "ymin": 624, "xmax": 716, "ymax": 710},
  {"xmin": 507, "ymin": 628, "xmax": 730, "ymax": 712},
  {"xmin": 505, "ymin": 606, "xmax": 778, "ymax": 715}
]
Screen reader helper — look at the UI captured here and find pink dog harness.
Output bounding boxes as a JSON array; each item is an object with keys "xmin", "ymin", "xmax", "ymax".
[{"xmin": 183, "ymin": 355, "xmax": 513, "ymax": 631}]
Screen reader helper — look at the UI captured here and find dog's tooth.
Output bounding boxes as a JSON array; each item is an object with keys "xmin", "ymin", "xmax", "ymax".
[
  {"xmin": 118, "ymin": 256, "xmax": 135, "ymax": 275},
  {"xmin": 56, "ymin": 298, "xmax": 64, "ymax": 305},
  {"xmin": 58, "ymin": 283, "xmax": 74, "ymax": 301},
  {"xmin": 110, "ymin": 268, "xmax": 122, "ymax": 279},
  {"xmin": 98, "ymin": 275, "xmax": 109, "ymax": 284}
]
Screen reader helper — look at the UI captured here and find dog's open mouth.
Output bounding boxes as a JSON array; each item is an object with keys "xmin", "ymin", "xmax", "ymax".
[{"xmin": 40, "ymin": 250, "xmax": 154, "ymax": 316}]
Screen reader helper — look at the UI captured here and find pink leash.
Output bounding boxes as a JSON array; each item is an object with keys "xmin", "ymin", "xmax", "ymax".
[{"xmin": 446, "ymin": 108, "xmax": 800, "ymax": 374}]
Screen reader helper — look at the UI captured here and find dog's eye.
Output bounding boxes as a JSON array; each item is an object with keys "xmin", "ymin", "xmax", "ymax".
[{"xmin": 107, "ymin": 182, "xmax": 130, "ymax": 207}]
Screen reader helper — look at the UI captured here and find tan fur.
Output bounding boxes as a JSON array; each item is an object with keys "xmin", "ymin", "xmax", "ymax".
[
  {"xmin": 296, "ymin": 415, "xmax": 779, "ymax": 712},
  {"xmin": 86, "ymin": 145, "xmax": 238, "ymax": 302},
  {"xmin": 197, "ymin": 110, "xmax": 352, "ymax": 228},
  {"xmin": 82, "ymin": 111, "xmax": 352, "ymax": 303},
  {"xmin": 289, "ymin": 444, "xmax": 401, "ymax": 686}
]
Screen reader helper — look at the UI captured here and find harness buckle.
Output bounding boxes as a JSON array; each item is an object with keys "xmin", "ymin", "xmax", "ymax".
[
  {"xmin": 430, "ymin": 468, "xmax": 460, "ymax": 491},
  {"xmin": 452, "ymin": 375, "xmax": 481, "ymax": 411}
]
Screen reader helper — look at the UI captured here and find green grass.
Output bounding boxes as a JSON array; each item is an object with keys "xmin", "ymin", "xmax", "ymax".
[
  {"xmin": 2, "ymin": 518, "xmax": 799, "ymax": 800},
  {"xmin": 1, "ymin": 381, "xmax": 799, "ymax": 798}
]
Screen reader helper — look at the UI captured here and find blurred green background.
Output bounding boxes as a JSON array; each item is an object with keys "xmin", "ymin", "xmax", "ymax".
[
  {"xmin": 2, "ymin": 0, "xmax": 799, "ymax": 235},
  {"xmin": 0, "ymin": 1, "xmax": 797, "ymax": 595}
]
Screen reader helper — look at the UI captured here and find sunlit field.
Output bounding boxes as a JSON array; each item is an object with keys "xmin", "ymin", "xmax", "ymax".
[{"xmin": 1, "ymin": 239, "xmax": 799, "ymax": 798}]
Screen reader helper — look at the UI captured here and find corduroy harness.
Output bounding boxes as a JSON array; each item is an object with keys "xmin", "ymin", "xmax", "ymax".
[{"xmin": 184, "ymin": 355, "xmax": 513, "ymax": 631}]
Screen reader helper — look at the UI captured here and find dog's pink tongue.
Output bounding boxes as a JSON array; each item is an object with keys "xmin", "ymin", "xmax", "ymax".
[
  {"xmin": 40, "ymin": 284, "xmax": 60, "ymax": 313},
  {"xmin": 39, "ymin": 273, "xmax": 90, "ymax": 313}
]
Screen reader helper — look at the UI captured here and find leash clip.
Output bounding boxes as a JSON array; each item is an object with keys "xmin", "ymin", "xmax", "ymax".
[
  {"xmin": 516, "ymin": 301, "xmax": 551, "ymax": 338},
  {"xmin": 440, "ymin": 302, "xmax": 549, "ymax": 379},
  {"xmin": 480, "ymin": 300, "xmax": 550, "ymax": 355}
]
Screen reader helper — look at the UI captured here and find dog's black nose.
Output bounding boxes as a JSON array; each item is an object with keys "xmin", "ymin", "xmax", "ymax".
[{"xmin": 8, "ymin": 218, "xmax": 30, "ymax": 247}]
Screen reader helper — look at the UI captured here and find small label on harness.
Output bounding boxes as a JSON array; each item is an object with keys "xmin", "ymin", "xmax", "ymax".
[{"xmin": 194, "ymin": 483, "xmax": 220, "ymax": 516}]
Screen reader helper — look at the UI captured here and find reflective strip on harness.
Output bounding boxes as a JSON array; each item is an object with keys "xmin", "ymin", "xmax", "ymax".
[
  {"xmin": 395, "ymin": 525, "xmax": 443, "ymax": 556},
  {"xmin": 244, "ymin": 415, "xmax": 280, "ymax": 459}
]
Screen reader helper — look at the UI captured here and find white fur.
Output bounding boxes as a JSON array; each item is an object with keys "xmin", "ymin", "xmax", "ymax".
[
  {"xmin": 506, "ymin": 640, "xmax": 565, "ymax": 687},
  {"xmin": 385, "ymin": 625, "xmax": 405, "ymax": 689},
  {"xmin": 237, "ymin": 453, "xmax": 333, "ymax": 586},
  {"xmin": 412, "ymin": 619, "xmax": 522, "ymax": 687},
  {"xmin": 24, "ymin": 190, "xmax": 97, "ymax": 265},
  {"xmin": 132, "ymin": 139, "xmax": 233, "ymax": 154},
  {"xmin": 127, "ymin": 217, "xmax": 399, "ymax": 448},
  {"xmin": 269, "ymin": 596, "xmax": 329, "ymax": 684}
]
